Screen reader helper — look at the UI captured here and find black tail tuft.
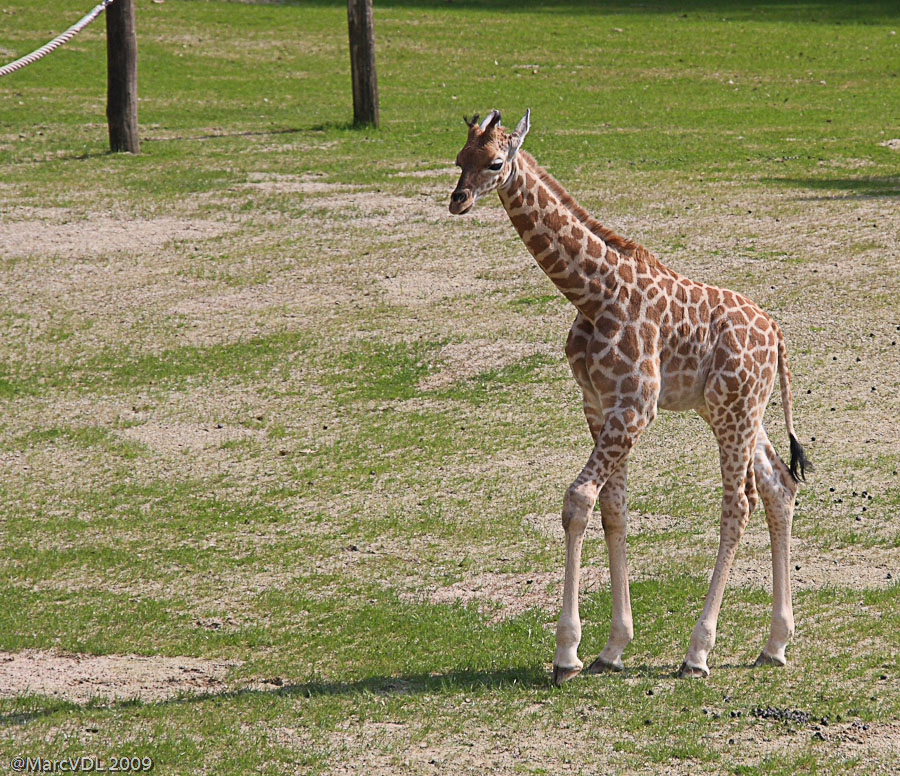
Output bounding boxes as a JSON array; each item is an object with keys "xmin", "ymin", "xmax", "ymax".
[{"xmin": 789, "ymin": 434, "xmax": 813, "ymax": 483}]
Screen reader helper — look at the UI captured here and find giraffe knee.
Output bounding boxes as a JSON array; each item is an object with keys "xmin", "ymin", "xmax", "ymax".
[
  {"xmin": 598, "ymin": 491, "xmax": 626, "ymax": 533},
  {"xmin": 562, "ymin": 482, "xmax": 596, "ymax": 534}
]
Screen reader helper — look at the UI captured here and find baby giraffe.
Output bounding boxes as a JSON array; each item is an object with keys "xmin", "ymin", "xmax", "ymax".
[{"xmin": 449, "ymin": 109, "xmax": 810, "ymax": 682}]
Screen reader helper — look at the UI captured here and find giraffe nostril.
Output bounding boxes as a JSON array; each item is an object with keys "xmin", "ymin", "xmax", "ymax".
[{"xmin": 451, "ymin": 190, "xmax": 468, "ymax": 203}]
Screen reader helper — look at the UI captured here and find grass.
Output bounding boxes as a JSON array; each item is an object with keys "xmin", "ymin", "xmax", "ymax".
[{"xmin": 1, "ymin": 1, "xmax": 899, "ymax": 774}]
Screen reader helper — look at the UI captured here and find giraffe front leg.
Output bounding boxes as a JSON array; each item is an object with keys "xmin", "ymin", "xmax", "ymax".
[
  {"xmin": 552, "ymin": 403, "xmax": 653, "ymax": 685},
  {"xmin": 552, "ymin": 480, "xmax": 598, "ymax": 684},
  {"xmin": 586, "ymin": 462, "xmax": 632, "ymax": 673}
]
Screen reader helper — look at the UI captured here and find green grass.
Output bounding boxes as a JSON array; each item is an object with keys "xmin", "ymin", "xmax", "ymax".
[
  {"xmin": 0, "ymin": 331, "xmax": 313, "ymax": 397},
  {"xmin": 1, "ymin": 1, "xmax": 899, "ymax": 774}
]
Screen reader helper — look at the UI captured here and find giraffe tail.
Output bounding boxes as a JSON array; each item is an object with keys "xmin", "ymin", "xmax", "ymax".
[{"xmin": 776, "ymin": 330, "xmax": 812, "ymax": 482}]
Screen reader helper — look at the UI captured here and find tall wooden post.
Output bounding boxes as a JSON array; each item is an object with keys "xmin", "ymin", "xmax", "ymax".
[
  {"xmin": 106, "ymin": 0, "xmax": 140, "ymax": 153},
  {"xmin": 347, "ymin": 0, "xmax": 379, "ymax": 128}
]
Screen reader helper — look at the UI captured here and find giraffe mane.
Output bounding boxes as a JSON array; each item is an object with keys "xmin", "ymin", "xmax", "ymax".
[{"xmin": 519, "ymin": 151, "xmax": 659, "ymax": 269}]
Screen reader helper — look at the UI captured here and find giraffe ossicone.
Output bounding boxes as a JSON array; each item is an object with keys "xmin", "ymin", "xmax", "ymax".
[{"xmin": 450, "ymin": 109, "xmax": 811, "ymax": 682}]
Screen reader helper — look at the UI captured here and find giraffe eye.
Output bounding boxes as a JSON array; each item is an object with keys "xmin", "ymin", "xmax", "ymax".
[{"xmin": 488, "ymin": 160, "xmax": 503, "ymax": 171}]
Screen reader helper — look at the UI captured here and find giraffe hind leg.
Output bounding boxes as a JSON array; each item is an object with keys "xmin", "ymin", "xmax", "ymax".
[
  {"xmin": 679, "ymin": 434, "xmax": 756, "ymax": 678},
  {"xmin": 680, "ymin": 379, "xmax": 764, "ymax": 679},
  {"xmin": 753, "ymin": 428, "xmax": 798, "ymax": 666}
]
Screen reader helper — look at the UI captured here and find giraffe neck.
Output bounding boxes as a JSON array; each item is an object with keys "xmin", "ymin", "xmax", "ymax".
[{"xmin": 497, "ymin": 151, "xmax": 654, "ymax": 322}]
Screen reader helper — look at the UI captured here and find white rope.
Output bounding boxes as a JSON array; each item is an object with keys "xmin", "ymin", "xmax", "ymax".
[{"xmin": 0, "ymin": 0, "xmax": 115, "ymax": 78}]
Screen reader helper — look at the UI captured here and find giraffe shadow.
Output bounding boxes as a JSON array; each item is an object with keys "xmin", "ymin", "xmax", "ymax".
[
  {"xmin": 1, "ymin": 659, "xmax": 767, "ymax": 726},
  {"xmin": 0, "ymin": 665, "xmax": 551, "ymax": 726},
  {"xmin": 258, "ymin": 664, "xmax": 552, "ymax": 698}
]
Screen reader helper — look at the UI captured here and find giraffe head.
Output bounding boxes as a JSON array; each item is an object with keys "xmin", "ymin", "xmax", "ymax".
[{"xmin": 449, "ymin": 108, "xmax": 530, "ymax": 215}]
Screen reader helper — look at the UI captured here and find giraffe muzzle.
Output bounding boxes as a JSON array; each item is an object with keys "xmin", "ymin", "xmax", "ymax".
[{"xmin": 449, "ymin": 189, "xmax": 473, "ymax": 215}]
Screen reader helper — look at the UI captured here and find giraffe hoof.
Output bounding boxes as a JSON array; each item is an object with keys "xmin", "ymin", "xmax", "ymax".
[
  {"xmin": 677, "ymin": 660, "xmax": 709, "ymax": 679},
  {"xmin": 586, "ymin": 655, "xmax": 624, "ymax": 674},
  {"xmin": 753, "ymin": 651, "xmax": 786, "ymax": 667},
  {"xmin": 552, "ymin": 663, "xmax": 582, "ymax": 685}
]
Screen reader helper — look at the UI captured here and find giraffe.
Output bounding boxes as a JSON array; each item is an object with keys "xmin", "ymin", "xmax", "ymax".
[{"xmin": 449, "ymin": 109, "xmax": 811, "ymax": 682}]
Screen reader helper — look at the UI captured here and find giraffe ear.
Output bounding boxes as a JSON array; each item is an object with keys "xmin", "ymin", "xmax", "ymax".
[
  {"xmin": 508, "ymin": 108, "xmax": 531, "ymax": 159},
  {"xmin": 480, "ymin": 109, "xmax": 501, "ymax": 132}
]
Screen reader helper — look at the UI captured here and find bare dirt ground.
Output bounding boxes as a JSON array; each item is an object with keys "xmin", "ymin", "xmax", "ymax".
[
  {"xmin": 0, "ymin": 651, "xmax": 237, "ymax": 702},
  {"xmin": 418, "ymin": 340, "xmax": 557, "ymax": 390},
  {"xmin": 319, "ymin": 717, "xmax": 622, "ymax": 776},
  {"xmin": 0, "ymin": 208, "xmax": 231, "ymax": 259}
]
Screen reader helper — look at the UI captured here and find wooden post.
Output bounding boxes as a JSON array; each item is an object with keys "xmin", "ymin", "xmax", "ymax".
[
  {"xmin": 347, "ymin": 0, "xmax": 379, "ymax": 128},
  {"xmin": 106, "ymin": 0, "xmax": 139, "ymax": 153}
]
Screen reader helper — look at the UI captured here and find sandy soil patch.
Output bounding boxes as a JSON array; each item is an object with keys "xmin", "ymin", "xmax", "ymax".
[
  {"xmin": 320, "ymin": 718, "xmax": 620, "ymax": 776},
  {"xmin": 403, "ymin": 567, "xmax": 609, "ymax": 623},
  {"xmin": 418, "ymin": 340, "xmax": 555, "ymax": 390},
  {"xmin": 242, "ymin": 172, "xmax": 362, "ymax": 194},
  {"xmin": 729, "ymin": 719, "xmax": 900, "ymax": 773},
  {"xmin": 879, "ymin": 139, "xmax": 900, "ymax": 150},
  {"xmin": 823, "ymin": 720, "xmax": 900, "ymax": 758},
  {"xmin": 305, "ymin": 191, "xmax": 448, "ymax": 231},
  {"xmin": 168, "ymin": 286, "xmax": 280, "ymax": 320},
  {"xmin": 0, "ymin": 650, "xmax": 238, "ymax": 702},
  {"xmin": 117, "ymin": 421, "xmax": 261, "ymax": 455},
  {"xmin": 0, "ymin": 211, "xmax": 230, "ymax": 259},
  {"xmin": 391, "ymin": 166, "xmax": 457, "ymax": 179},
  {"xmin": 379, "ymin": 268, "xmax": 493, "ymax": 306},
  {"xmin": 726, "ymin": 543, "xmax": 897, "ymax": 591}
]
